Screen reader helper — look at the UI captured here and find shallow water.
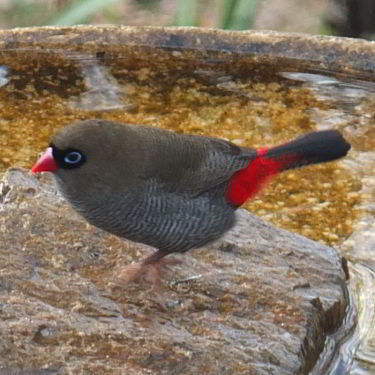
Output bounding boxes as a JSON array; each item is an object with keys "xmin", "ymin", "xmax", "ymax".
[{"xmin": 1, "ymin": 31, "xmax": 375, "ymax": 373}]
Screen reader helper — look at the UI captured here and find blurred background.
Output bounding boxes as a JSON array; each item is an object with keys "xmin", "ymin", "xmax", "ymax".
[{"xmin": 0, "ymin": 0, "xmax": 374, "ymax": 39}]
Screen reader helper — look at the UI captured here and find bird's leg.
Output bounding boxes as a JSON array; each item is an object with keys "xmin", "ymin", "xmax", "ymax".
[{"xmin": 118, "ymin": 250, "xmax": 180, "ymax": 292}]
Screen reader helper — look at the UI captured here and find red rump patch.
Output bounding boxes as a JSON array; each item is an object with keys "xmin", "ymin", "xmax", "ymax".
[
  {"xmin": 227, "ymin": 149, "xmax": 297, "ymax": 206},
  {"xmin": 257, "ymin": 147, "xmax": 268, "ymax": 157}
]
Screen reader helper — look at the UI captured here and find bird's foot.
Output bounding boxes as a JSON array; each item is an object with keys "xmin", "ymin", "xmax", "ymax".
[
  {"xmin": 116, "ymin": 256, "xmax": 181, "ymax": 310},
  {"xmin": 118, "ymin": 255, "xmax": 181, "ymax": 293}
]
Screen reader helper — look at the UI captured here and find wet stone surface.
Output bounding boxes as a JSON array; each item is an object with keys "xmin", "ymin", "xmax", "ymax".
[{"xmin": 0, "ymin": 169, "xmax": 349, "ymax": 374}]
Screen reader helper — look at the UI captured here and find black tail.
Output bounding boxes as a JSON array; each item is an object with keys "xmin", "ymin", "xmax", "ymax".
[
  {"xmin": 228, "ymin": 130, "xmax": 350, "ymax": 206},
  {"xmin": 266, "ymin": 130, "xmax": 351, "ymax": 170}
]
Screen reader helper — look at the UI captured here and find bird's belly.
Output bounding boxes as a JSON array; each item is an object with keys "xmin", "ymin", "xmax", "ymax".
[{"xmin": 72, "ymin": 188, "xmax": 235, "ymax": 254}]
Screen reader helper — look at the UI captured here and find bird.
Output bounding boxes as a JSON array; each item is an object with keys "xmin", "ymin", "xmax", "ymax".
[{"xmin": 32, "ymin": 119, "xmax": 351, "ymax": 289}]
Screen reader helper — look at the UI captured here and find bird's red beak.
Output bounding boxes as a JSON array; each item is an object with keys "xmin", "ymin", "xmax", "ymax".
[{"xmin": 32, "ymin": 147, "xmax": 58, "ymax": 173}]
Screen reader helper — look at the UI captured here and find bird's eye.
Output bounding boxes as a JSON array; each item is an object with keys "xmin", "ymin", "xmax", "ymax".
[{"xmin": 64, "ymin": 151, "xmax": 82, "ymax": 164}]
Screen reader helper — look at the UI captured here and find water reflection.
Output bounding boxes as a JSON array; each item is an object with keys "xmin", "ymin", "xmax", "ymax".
[
  {"xmin": 71, "ymin": 55, "xmax": 130, "ymax": 111},
  {"xmin": 0, "ymin": 65, "xmax": 8, "ymax": 88},
  {"xmin": 347, "ymin": 264, "xmax": 375, "ymax": 374}
]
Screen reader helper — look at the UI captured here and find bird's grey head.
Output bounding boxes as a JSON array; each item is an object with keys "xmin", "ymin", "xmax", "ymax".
[{"xmin": 49, "ymin": 119, "xmax": 142, "ymax": 198}]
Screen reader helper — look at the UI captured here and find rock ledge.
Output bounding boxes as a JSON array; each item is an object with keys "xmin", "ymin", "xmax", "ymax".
[{"xmin": 0, "ymin": 168, "xmax": 349, "ymax": 374}]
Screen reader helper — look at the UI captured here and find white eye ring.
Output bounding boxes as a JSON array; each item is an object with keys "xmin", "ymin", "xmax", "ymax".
[{"xmin": 64, "ymin": 151, "xmax": 82, "ymax": 164}]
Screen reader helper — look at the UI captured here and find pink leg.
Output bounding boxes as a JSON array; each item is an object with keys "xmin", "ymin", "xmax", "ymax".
[{"xmin": 118, "ymin": 250, "xmax": 181, "ymax": 292}]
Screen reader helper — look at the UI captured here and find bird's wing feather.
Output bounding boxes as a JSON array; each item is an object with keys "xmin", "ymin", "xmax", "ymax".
[{"xmin": 138, "ymin": 130, "xmax": 255, "ymax": 195}]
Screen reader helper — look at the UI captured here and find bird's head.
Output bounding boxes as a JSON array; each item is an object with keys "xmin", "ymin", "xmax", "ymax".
[{"xmin": 32, "ymin": 120, "xmax": 142, "ymax": 195}]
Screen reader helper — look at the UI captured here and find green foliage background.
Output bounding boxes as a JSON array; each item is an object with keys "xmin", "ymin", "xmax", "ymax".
[{"xmin": 0, "ymin": 0, "xmax": 261, "ymax": 29}]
